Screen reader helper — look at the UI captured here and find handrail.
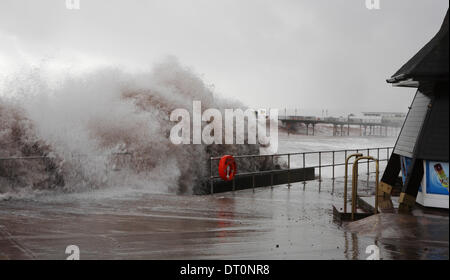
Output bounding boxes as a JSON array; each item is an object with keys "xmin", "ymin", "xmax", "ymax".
[
  {"xmin": 209, "ymin": 147, "xmax": 393, "ymax": 160},
  {"xmin": 209, "ymin": 147, "xmax": 391, "ymax": 180},
  {"xmin": 351, "ymin": 156, "xmax": 380, "ymax": 220},
  {"xmin": 208, "ymin": 147, "xmax": 392, "ymax": 193},
  {"xmin": 344, "ymin": 153, "xmax": 363, "ymax": 213}
]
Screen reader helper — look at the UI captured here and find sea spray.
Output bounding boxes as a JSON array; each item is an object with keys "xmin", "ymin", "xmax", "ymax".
[
  {"xmin": 0, "ymin": 100, "xmax": 65, "ymax": 198},
  {"xmin": 0, "ymin": 58, "xmax": 277, "ymax": 198}
]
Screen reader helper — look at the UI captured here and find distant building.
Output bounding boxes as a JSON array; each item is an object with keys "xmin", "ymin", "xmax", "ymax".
[
  {"xmin": 362, "ymin": 112, "xmax": 406, "ymax": 117},
  {"xmin": 362, "ymin": 112, "xmax": 406, "ymax": 124},
  {"xmin": 347, "ymin": 114, "xmax": 380, "ymax": 124}
]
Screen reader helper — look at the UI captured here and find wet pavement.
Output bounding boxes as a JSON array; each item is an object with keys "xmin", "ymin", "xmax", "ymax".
[
  {"xmin": 0, "ymin": 178, "xmax": 448, "ymax": 260},
  {"xmin": 346, "ymin": 213, "xmax": 448, "ymax": 260}
]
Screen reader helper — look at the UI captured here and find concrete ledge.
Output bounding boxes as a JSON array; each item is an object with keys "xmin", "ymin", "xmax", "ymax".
[
  {"xmin": 332, "ymin": 204, "xmax": 372, "ymax": 222},
  {"xmin": 202, "ymin": 167, "xmax": 315, "ymax": 194}
]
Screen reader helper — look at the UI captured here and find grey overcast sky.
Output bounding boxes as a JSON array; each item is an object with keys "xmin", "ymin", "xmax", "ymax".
[{"xmin": 0, "ymin": 0, "xmax": 448, "ymax": 116}]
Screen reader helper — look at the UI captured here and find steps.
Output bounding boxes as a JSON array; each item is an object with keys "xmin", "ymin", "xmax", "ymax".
[
  {"xmin": 332, "ymin": 203, "xmax": 372, "ymax": 222},
  {"xmin": 332, "ymin": 195, "xmax": 398, "ymax": 222},
  {"xmin": 357, "ymin": 195, "xmax": 398, "ymax": 214}
]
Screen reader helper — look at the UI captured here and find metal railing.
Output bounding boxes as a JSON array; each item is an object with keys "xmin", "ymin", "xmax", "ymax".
[
  {"xmin": 209, "ymin": 147, "xmax": 393, "ymax": 194},
  {"xmin": 351, "ymin": 156, "xmax": 380, "ymax": 220},
  {"xmin": 344, "ymin": 153, "xmax": 363, "ymax": 213},
  {"xmin": 1, "ymin": 148, "xmax": 392, "ymax": 195}
]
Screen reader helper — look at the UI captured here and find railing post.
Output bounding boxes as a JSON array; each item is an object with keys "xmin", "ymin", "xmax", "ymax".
[
  {"xmin": 253, "ymin": 156, "xmax": 257, "ymax": 192},
  {"xmin": 332, "ymin": 151, "xmax": 335, "ymax": 180},
  {"xmin": 356, "ymin": 150, "xmax": 359, "ymax": 178},
  {"xmin": 271, "ymin": 171, "xmax": 274, "ymax": 189},
  {"xmin": 302, "ymin": 153, "xmax": 306, "ymax": 185},
  {"xmin": 375, "ymin": 160, "xmax": 379, "ymax": 215},
  {"xmin": 367, "ymin": 148, "xmax": 370, "ymax": 175},
  {"xmin": 252, "ymin": 173, "xmax": 255, "ymax": 192},
  {"xmin": 210, "ymin": 157, "xmax": 214, "ymax": 194},
  {"xmin": 351, "ymin": 159, "xmax": 359, "ymax": 221},
  {"xmin": 287, "ymin": 154, "xmax": 291, "ymax": 187},
  {"xmin": 271, "ymin": 155, "xmax": 275, "ymax": 189},
  {"xmin": 318, "ymin": 152, "xmax": 322, "ymax": 182}
]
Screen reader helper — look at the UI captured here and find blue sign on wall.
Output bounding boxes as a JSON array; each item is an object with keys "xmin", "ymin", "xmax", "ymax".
[{"xmin": 426, "ymin": 161, "xmax": 449, "ymax": 195}]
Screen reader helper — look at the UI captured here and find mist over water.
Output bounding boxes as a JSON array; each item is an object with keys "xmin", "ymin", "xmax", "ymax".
[{"xmin": 0, "ymin": 58, "xmax": 261, "ymax": 199}]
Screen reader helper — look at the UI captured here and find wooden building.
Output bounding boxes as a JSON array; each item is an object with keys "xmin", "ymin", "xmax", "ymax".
[{"xmin": 380, "ymin": 10, "xmax": 449, "ymax": 210}]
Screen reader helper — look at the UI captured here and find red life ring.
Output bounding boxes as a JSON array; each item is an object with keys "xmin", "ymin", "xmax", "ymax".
[{"xmin": 218, "ymin": 155, "xmax": 237, "ymax": 181}]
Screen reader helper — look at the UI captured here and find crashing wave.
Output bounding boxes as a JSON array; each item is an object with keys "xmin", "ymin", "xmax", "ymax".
[{"xmin": 0, "ymin": 58, "xmax": 271, "ymax": 197}]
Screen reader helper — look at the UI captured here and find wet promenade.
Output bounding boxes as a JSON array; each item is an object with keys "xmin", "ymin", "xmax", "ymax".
[{"xmin": 0, "ymin": 178, "xmax": 448, "ymax": 260}]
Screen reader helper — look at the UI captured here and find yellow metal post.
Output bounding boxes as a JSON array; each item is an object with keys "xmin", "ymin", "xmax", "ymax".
[
  {"xmin": 375, "ymin": 159, "xmax": 379, "ymax": 215},
  {"xmin": 344, "ymin": 153, "xmax": 363, "ymax": 213},
  {"xmin": 351, "ymin": 156, "xmax": 380, "ymax": 220}
]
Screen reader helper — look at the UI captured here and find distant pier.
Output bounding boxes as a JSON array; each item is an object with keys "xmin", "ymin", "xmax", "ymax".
[{"xmin": 279, "ymin": 115, "xmax": 403, "ymax": 136}]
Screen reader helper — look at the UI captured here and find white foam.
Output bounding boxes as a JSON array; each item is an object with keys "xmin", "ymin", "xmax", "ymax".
[{"xmin": 0, "ymin": 57, "xmax": 259, "ymax": 198}]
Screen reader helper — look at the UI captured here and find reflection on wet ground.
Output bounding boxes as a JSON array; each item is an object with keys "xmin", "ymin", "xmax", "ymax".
[
  {"xmin": 0, "ymin": 178, "xmax": 448, "ymax": 259},
  {"xmin": 346, "ymin": 212, "xmax": 449, "ymax": 260}
]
